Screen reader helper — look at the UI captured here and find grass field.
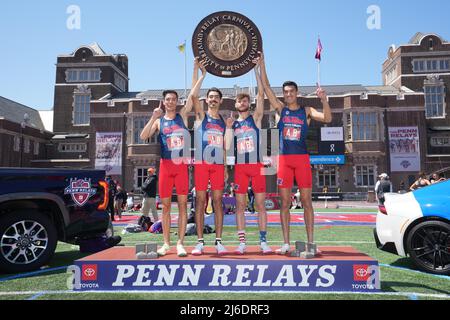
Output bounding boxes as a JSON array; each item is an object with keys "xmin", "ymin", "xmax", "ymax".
[{"xmin": 0, "ymin": 209, "xmax": 449, "ymax": 301}]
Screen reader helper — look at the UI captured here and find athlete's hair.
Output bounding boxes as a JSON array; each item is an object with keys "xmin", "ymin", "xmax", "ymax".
[
  {"xmin": 207, "ymin": 87, "xmax": 223, "ymax": 99},
  {"xmin": 162, "ymin": 90, "xmax": 178, "ymax": 99},
  {"xmin": 236, "ymin": 93, "xmax": 250, "ymax": 101},
  {"xmin": 282, "ymin": 81, "xmax": 298, "ymax": 92}
]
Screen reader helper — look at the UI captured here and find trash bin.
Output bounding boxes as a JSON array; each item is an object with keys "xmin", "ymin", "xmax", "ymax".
[{"xmin": 367, "ymin": 190, "xmax": 376, "ymax": 203}]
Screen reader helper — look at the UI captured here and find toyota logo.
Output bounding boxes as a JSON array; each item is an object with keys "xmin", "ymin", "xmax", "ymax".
[
  {"xmin": 84, "ymin": 268, "xmax": 96, "ymax": 277},
  {"xmin": 355, "ymin": 268, "xmax": 368, "ymax": 277}
]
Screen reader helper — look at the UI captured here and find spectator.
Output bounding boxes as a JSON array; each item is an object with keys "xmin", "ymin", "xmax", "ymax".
[
  {"xmin": 430, "ymin": 173, "xmax": 445, "ymax": 184},
  {"xmin": 126, "ymin": 192, "xmax": 134, "ymax": 211},
  {"xmin": 114, "ymin": 186, "xmax": 127, "ymax": 220},
  {"xmin": 106, "ymin": 176, "xmax": 117, "ymax": 221},
  {"xmin": 375, "ymin": 173, "xmax": 393, "ymax": 205},
  {"xmin": 410, "ymin": 172, "xmax": 431, "ymax": 191},
  {"xmin": 140, "ymin": 168, "xmax": 159, "ymax": 222},
  {"xmin": 398, "ymin": 181, "xmax": 407, "ymax": 194}
]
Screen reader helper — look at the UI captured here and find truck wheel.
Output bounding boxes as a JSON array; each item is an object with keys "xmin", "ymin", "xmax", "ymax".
[{"xmin": 0, "ymin": 210, "xmax": 57, "ymax": 273}]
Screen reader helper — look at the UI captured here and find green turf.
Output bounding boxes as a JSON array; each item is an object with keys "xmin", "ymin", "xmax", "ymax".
[{"xmin": 0, "ymin": 225, "xmax": 448, "ymax": 300}]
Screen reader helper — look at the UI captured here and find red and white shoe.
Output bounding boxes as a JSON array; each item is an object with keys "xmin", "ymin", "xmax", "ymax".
[
  {"xmin": 234, "ymin": 243, "xmax": 246, "ymax": 255},
  {"xmin": 191, "ymin": 243, "xmax": 204, "ymax": 256}
]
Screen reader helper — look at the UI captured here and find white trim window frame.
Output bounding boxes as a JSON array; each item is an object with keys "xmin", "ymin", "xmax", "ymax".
[
  {"xmin": 73, "ymin": 86, "xmax": 91, "ymax": 126},
  {"xmin": 114, "ymin": 73, "xmax": 126, "ymax": 92},
  {"xmin": 65, "ymin": 68, "xmax": 101, "ymax": 83},
  {"xmin": 412, "ymin": 58, "xmax": 450, "ymax": 73},
  {"xmin": 24, "ymin": 138, "xmax": 30, "ymax": 154},
  {"xmin": 33, "ymin": 141, "xmax": 39, "ymax": 155},
  {"xmin": 316, "ymin": 166, "xmax": 339, "ymax": 188},
  {"xmin": 133, "ymin": 117, "xmax": 158, "ymax": 145},
  {"xmin": 351, "ymin": 111, "xmax": 379, "ymax": 141},
  {"xmin": 58, "ymin": 143, "xmax": 87, "ymax": 153},
  {"xmin": 135, "ymin": 167, "xmax": 150, "ymax": 190},
  {"xmin": 424, "ymin": 77, "xmax": 446, "ymax": 119},
  {"xmin": 354, "ymin": 165, "xmax": 377, "ymax": 188},
  {"xmin": 13, "ymin": 136, "xmax": 20, "ymax": 152}
]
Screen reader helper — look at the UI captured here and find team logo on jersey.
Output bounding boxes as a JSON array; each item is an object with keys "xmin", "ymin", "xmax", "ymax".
[
  {"xmin": 277, "ymin": 178, "xmax": 284, "ymax": 186},
  {"xmin": 64, "ymin": 178, "xmax": 97, "ymax": 207}
]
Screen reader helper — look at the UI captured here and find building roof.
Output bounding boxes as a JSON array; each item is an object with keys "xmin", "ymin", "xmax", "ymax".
[
  {"xmin": 408, "ymin": 32, "xmax": 448, "ymax": 45},
  {"xmin": 101, "ymin": 84, "xmax": 412, "ymax": 102},
  {"xmin": 0, "ymin": 96, "xmax": 46, "ymax": 131}
]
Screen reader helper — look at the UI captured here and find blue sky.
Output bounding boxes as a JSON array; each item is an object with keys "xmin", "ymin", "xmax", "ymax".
[{"xmin": 1, "ymin": 0, "xmax": 449, "ymax": 110}]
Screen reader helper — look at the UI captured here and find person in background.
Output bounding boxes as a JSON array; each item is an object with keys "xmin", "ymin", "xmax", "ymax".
[
  {"xmin": 140, "ymin": 168, "xmax": 159, "ymax": 223},
  {"xmin": 114, "ymin": 186, "xmax": 127, "ymax": 220},
  {"xmin": 410, "ymin": 172, "xmax": 431, "ymax": 191},
  {"xmin": 106, "ymin": 176, "xmax": 117, "ymax": 221},
  {"xmin": 398, "ymin": 181, "xmax": 407, "ymax": 194},
  {"xmin": 375, "ymin": 173, "xmax": 393, "ymax": 205},
  {"xmin": 126, "ymin": 191, "xmax": 134, "ymax": 211},
  {"xmin": 247, "ymin": 186, "xmax": 255, "ymax": 213},
  {"xmin": 430, "ymin": 173, "xmax": 446, "ymax": 184}
]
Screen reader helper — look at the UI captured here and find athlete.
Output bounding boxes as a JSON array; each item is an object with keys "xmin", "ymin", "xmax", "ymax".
[
  {"xmin": 225, "ymin": 63, "xmax": 272, "ymax": 255},
  {"xmin": 257, "ymin": 51, "xmax": 332, "ymax": 255},
  {"xmin": 190, "ymin": 58, "xmax": 229, "ymax": 256},
  {"xmin": 140, "ymin": 60, "xmax": 206, "ymax": 257}
]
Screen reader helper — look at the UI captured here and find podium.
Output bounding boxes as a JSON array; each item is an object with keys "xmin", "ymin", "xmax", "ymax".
[{"xmin": 73, "ymin": 246, "xmax": 380, "ymax": 292}]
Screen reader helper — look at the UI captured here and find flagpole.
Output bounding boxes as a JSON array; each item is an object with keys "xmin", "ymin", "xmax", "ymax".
[
  {"xmin": 317, "ymin": 60, "xmax": 321, "ymax": 87},
  {"xmin": 184, "ymin": 40, "xmax": 187, "ymax": 101}
]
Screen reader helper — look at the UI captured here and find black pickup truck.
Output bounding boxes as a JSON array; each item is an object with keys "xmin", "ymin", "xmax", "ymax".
[{"xmin": 0, "ymin": 168, "xmax": 113, "ymax": 273}]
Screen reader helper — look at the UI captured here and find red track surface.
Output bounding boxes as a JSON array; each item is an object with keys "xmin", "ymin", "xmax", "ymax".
[{"xmin": 79, "ymin": 246, "xmax": 376, "ymax": 262}]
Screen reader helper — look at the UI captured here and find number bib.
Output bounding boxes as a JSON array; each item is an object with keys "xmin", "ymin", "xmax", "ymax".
[
  {"xmin": 166, "ymin": 135, "xmax": 184, "ymax": 150},
  {"xmin": 237, "ymin": 137, "xmax": 255, "ymax": 154},
  {"xmin": 207, "ymin": 134, "xmax": 223, "ymax": 147},
  {"xmin": 283, "ymin": 127, "xmax": 301, "ymax": 141}
]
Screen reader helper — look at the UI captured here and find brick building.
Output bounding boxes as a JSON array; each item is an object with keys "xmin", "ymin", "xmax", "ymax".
[{"xmin": 4, "ymin": 33, "xmax": 447, "ymax": 198}]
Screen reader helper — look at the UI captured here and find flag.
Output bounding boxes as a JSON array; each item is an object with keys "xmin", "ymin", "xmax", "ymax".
[
  {"xmin": 178, "ymin": 42, "xmax": 186, "ymax": 53},
  {"xmin": 315, "ymin": 38, "xmax": 323, "ymax": 61}
]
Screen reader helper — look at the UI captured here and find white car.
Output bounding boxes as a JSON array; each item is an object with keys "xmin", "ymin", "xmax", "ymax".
[{"xmin": 374, "ymin": 179, "xmax": 450, "ymax": 275}]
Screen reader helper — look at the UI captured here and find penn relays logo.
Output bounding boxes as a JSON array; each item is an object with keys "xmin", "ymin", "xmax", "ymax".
[{"xmin": 64, "ymin": 178, "xmax": 97, "ymax": 206}]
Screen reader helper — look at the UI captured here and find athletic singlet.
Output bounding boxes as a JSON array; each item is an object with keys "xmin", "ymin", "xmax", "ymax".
[
  {"xmin": 158, "ymin": 114, "xmax": 189, "ymax": 160},
  {"xmin": 232, "ymin": 115, "xmax": 260, "ymax": 164},
  {"xmin": 277, "ymin": 106, "xmax": 309, "ymax": 155},
  {"xmin": 195, "ymin": 113, "xmax": 226, "ymax": 164}
]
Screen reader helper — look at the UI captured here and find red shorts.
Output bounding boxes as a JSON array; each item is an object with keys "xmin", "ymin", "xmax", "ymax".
[
  {"xmin": 234, "ymin": 163, "xmax": 266, "ymax": 194},
  {"xmin": 158, "ymin": 159, "xmax": 189, "ymax": 199},
  {"xmin": 277, "ymin": 155, "xmax": 312, "ymax": 189},
  {"xmin": 194, "ymin": 163, "xmax": 225, "ymax": 191}
]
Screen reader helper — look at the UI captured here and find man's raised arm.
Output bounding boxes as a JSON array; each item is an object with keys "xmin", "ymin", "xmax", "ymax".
[
  {"xmin": 257, "ymin": 51, "xmax": 284, "ymax": 115},
  {"xmin": 180, "ymin": 58, "xmax": 207, "ymax": 125}
]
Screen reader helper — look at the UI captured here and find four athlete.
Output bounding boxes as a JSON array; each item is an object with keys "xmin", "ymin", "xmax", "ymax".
[{"xmin": 140, "ymin": 51, "xmax": 332, "ymax": 257}]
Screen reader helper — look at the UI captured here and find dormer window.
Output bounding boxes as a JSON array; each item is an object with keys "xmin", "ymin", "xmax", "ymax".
[{"xmin": 66, "ymin": 68, "xmax": 101, "ymax": 82}]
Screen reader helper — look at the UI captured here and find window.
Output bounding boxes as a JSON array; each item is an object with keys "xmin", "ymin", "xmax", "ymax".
[
  {"xmin": 430, "ymin": 137, "xmax": 450, "ymax": 147},
  {"xmin": 58, "ymin": 143, "xmax": 87, "ymax": 152},
  {"xmin": 136, "ymin": 168, "xmax": 149, "ymax": 189},
  {"xmin": 355, "ymin": 165, "xmax": 376, "ymax": 187},
  {"xmin": 24, "ymin": 138, "xmax": 30, "ymax": 153},
  {"xmin": 133, "ymin": 117, "xmax": 158, "ymax": 144},
  {"xmin": 13, "ymin": 136, "xmax": 20, "ymax": 152},
  {"xmin": 425, "ymin": 85, "xmax": 445, "ymax": 118},
  {"xmin": 413, "ymin": 59, "xmax": 450, "ymax": 72},
  {"xmin": 33, "ymin": 141, "xmax": 39, "ymax": 155},
  {"xmin": 351, "ymin": 112, "xmax": 378, "ymax": 141},
  {"xmin": 114, "ymin": 73, "xmax": 126, "ymax": 91},
  {"xmin": 73, "ymin": 93, "xmax": 90, "ymax": 125},
  {"xmin": 66, "ymin": 69, "xmax": 101, "ymax": 82},
  {"xmin": 317, "ymin": 166, "xmax": 338, "ymax": 188}
]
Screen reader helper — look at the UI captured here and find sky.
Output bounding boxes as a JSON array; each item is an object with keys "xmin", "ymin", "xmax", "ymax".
[{"xmin": 0, "ymin": 0, "xmax": 449, "ymax": 110}]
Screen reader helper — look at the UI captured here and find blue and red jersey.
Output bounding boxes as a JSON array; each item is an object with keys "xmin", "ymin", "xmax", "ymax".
[
  {"xmin": 158, "ymin": 114, "xmax": 189, "ymax": 160},
  {"xmin": 194, "ymin": 113, "xmax": 226, "ymax": 164},
  {"xmin": 232, "ymin": 115, "xmax": 260, "ymax": 164},
  {"xmin": 277, "ymin": 106, "xmax": 309, "ymax": 155}
]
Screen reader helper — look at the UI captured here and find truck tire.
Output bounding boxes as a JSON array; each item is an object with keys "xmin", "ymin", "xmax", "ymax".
[{"xmin": 0, "ymin": 210, "xmax": 58, "ymax": 273}]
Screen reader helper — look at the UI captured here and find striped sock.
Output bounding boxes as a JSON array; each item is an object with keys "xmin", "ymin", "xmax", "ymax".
[
  {"xmin": 215, "ymin": 238, "xmax": 222, "ymax": 245},
  {"xmin": 238, "ymin": 230, "xmax": 246, "ymax": 244},
  {"xmin": 259, "ymin": 231, "xmax": 267, "ymax": 243}
]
